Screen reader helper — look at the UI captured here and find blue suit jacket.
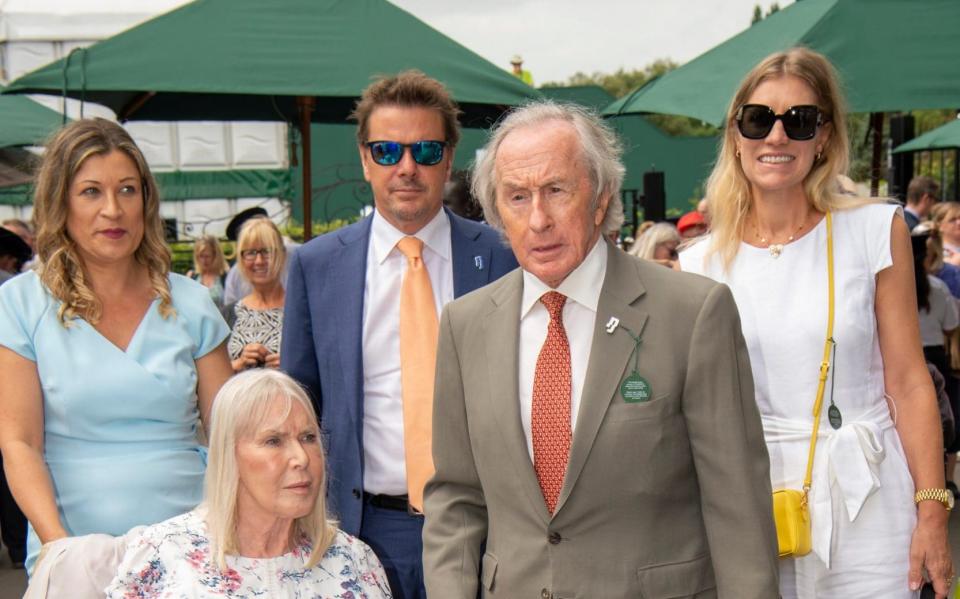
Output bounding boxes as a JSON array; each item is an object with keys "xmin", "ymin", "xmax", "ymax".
[{"xmin": 281, "ymin": 209, "xmax": 518, "ymax": 534}]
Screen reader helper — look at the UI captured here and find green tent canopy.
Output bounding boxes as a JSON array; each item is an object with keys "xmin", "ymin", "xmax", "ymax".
[
  {"xmin": 3, "ymin": 0, "xmax": 538, "ymax": 125},
  {"xmin": 541, "ymin": 86, "xmax": 615, "ymax": 112},
  {"xmin": 0, "ymin": 169, "xmax": 293, "ymax": 206},
  {"xmin": 541, "ymin": 86, "xmax": 716, "ymax": 216},
  {"xmin": 893, "ymin": 118, "xmax": 960, "ymax": 153},
  {"xmin": 0, "ymin": 87, "xmax": 65, "ymax": 148},
  {"xmin": 604, "ymin": 0, "xmax": 960, "ymax": 126}
]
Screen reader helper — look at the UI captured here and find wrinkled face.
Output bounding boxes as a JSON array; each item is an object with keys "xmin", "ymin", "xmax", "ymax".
[
  {"xmin": 653, "ymin": 239, "xmax": 679, "ymax": 261},
  {"xmin": 66, "ymin": 150, "xmax": 145, "ymax": 268},
  {"xmin": 495, "ymin": 121, "xmax": 608, "ymax": 288},
  {"xmin": 736, "ymin": 75, "xmax": 831, "ymax": 197},
  {"xmin": 235, "ymin": 400, "xmax": 323, "ymax": 526},
  {"xmin": 359, "ymin": 105, "xmax": 453, "ymax": 235}
]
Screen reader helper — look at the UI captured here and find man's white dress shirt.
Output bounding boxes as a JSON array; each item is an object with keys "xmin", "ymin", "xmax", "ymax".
[
  {"xmin": 518, "ymin": 238, "xmax": 606, "ymax": 460},
  {"xmin": 361, "ymin": 209, "xmax": 454, "ymax": 495}
]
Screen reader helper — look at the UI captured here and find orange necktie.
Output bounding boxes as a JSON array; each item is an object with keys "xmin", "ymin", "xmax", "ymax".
[
  {"xmin": 396, "ymin": 236, "xmax": 438, "ymax": 513},
  {"xmin": 531, "ymin": 291, "xmax": 572, "ymax": 514}
]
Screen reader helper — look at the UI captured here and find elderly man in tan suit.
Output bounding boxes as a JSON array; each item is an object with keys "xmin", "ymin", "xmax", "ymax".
[{"xmin": 422, "ymin": 101, "xmax": 779, "ymax": 599}]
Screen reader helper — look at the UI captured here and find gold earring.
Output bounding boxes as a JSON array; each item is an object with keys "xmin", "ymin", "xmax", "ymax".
[{"xmin": 816, "ymin": 150, "xmax": 822, "ymax": 161}]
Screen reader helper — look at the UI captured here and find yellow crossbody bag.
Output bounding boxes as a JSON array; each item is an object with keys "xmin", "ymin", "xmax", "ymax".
[{"xmin": 773, "ymin": 211, "xmax": 834, "ymax": 558}]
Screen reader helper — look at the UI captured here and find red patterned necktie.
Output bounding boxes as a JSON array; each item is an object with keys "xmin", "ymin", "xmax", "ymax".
[{"xmin": 531, "ymin": 290, "xmax": 572, "ymax": 514}]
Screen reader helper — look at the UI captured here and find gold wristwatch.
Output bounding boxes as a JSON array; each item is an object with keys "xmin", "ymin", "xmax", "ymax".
[{"xmin": 914, "ymin": 488, "xmax": 955, "ymax": 511}]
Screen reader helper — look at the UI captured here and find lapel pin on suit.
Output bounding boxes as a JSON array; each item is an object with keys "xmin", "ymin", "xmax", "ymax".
[
  {"xmin": 474, "ymin": 255, "xmax": 484, "ymax": 271},
  {"xmin": 605, "ymin": 316, "xmax": 620, "ymax": 334}
]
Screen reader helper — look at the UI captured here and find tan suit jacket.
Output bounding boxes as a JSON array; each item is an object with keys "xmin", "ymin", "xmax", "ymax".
[{"xmin": 423, "ymin": 245, "xmax": 779, "ymax": 599}]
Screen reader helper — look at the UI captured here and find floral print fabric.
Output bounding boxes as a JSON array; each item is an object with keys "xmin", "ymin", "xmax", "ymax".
[{"xmin": 106, "ymin": 510, "xmax": 392, "ymax": 598}]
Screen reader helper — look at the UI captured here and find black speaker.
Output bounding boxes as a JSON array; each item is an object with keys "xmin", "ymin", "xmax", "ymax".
[
  {"xmin": 888, "ymin": 114, "xmax": 915, "ymax": 201},
  {"xmin": 162, "ymin": 218, "xmax": 178, "ymax": 243},
  {"xmin": 642, "ymin": 171, "xmax": 665, "ymax": 223}
]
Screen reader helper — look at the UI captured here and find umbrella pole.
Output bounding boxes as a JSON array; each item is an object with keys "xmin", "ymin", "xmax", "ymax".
[
  {"xmin": 869, "ymin": 112, "xmax": 884, "ymax": 197},
  {"xmin": 298, "ymin": 95, "xmax": 315, "ymax": 241}
]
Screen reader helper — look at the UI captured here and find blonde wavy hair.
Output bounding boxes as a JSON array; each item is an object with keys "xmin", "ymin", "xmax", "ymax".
[
  {"xmin": 704, "ymin": 47, "xmax": 872, "ymax": 268},
  {"xmin": 33, "ymin": 118, "xmax": 172, "ymax": 325},
  {"xmin": 203, "ymin": 369, "xmax": 337, "ymax": 570}
]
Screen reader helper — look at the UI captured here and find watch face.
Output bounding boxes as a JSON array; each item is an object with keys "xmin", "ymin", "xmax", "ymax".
[{"xmin": 948, "ymin": 492, "xmax": 955, "ymax": 510}]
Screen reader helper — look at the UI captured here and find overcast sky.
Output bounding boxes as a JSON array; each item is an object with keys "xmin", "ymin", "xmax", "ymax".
[{"xmin": 391, "ymin": 0, "xmax": 792, "ymax": 85}]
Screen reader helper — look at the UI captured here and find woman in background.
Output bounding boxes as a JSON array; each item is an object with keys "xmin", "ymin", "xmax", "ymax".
[
  {"xmin": 628, "ymin": 222, "xmax": 681, "ymax": 269},
  {"xmin": 187, "ymin": 235, "xmax": 228, "ymax": 308},
  {"xmin": 225, "ymin": 218, "xmax": 285, "ymax": 372}
]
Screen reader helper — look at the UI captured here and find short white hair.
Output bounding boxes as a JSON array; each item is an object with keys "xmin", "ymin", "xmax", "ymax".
[
  {"xmin": 628, "ymin": 222, "xmax": 680, "ymax": 260},
  {"xmin": 472, "ymin": 100, "xmax": 625, "ymax": 234},
  {"xmin": 203, "ymin": 369, "xmax": 337, "ymax": 570}
]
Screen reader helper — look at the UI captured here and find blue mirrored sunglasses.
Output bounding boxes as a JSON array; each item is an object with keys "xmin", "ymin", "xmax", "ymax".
[{"xmin": 366, "ymin": 140, "xmax": 447, "ymax": 166}]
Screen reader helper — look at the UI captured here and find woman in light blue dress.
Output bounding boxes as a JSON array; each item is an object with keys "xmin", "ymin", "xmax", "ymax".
[{"xmin": 0, "ymin": 118, "xmax": 233, "ymax": 573}]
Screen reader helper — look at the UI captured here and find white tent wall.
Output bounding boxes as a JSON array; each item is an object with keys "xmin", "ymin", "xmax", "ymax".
[{"xmin": 0, "ymin": 0, "xmax": 291, "ymax": 237}]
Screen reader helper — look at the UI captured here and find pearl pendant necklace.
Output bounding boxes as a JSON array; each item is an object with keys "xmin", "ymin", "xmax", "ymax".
[{"xmin": 754, "ymin": 219, "xmax": 807, "ymax": 259}]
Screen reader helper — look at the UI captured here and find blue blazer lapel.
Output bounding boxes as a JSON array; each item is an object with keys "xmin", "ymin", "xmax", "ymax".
[
  {"xmin": 330, "ymin": 215, "xmax": 372, "ymax": 424},
  {"xmin": 448, "ymin": 210, "xmax": 491, "ymax": 298}
]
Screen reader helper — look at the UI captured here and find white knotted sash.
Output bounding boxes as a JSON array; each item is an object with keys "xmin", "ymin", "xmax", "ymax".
[{"xmin": 762, "ymin": 398, "xmax": 891, "ymax": 567}]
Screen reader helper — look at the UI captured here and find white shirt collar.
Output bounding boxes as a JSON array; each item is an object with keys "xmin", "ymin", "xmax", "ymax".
[
  {"xmin": 521, "ymin": 237, "xmax": 607, "ymax": 318},
  {"xmin": 370, "ymin": 207, "xmax": 451, "ymax": 264}
]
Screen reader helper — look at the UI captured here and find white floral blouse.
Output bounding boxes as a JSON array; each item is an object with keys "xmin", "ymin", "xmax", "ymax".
[{"xmin": 105, "ymin": 510, "xmax": 392, "ymax": 598}]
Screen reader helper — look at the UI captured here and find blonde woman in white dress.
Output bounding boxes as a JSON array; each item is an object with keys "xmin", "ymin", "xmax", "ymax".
[{"xmin": 680, "ymin": 48, "xmax": 952, "ymax": 598}]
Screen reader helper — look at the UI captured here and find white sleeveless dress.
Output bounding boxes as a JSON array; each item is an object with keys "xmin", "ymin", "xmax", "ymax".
[{"xmin": 681, "ymin": 203, "xmax": 917, "ymax": 598}]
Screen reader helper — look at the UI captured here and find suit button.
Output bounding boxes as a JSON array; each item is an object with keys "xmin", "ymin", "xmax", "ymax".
[
  {"xmin": 352, "ymin": 488, "xmax": 361, "ymax": 499},
  {"xmin": 548, "ymin": 532, "xmax": 561, "ymax": 545},
  {"xmin": 541, "ymin": 589, "xmax": 551, "ymax": 599}
]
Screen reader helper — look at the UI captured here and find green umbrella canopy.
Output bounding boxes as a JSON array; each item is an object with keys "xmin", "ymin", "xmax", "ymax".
[
  {"xmin": 604, "ymin": 0, "xmax": 960, "ymax": 126},
  {"xmin": 540, "ymin": 85, "xmax": 615, "ymax": 113},
  {"xmin": 893, "ymin": 118, "xmax": 960, "ymax": 153},
  {"xmin": 3, "ymin": 0, "xmax": 539, "ymax": 125},
  {"xmin": 0, "ymin": 87, "xmax": 65, "ymax": 148}
]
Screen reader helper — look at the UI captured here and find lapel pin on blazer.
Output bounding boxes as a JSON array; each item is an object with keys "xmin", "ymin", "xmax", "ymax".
[
  {"xmin": 474, "ymin": 255, "xmax": 484, "ymax": 270},
  {"xmin": 605, "ymin": 316, "xmax": 620, "ymax": 334}
]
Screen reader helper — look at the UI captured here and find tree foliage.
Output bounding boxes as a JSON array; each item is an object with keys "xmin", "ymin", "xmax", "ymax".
[
  {"xmin": 543, "ymin": 59, "xmax": 677, "ymax": 99},
  {"xmin": 751, "ymin": 2, "xmax": 781, "ymax": 25}
]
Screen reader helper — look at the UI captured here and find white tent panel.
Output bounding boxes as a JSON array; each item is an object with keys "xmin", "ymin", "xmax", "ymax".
[
  {"xmin": 178, "ymin": 122, "xmax": 229, "ymax": 169},
  {"xmin": 125, "ymin": 122, "xmax": 177, "ymax": 169},
  {"xmin": 0, "ymin": 0, "xmax": 189, "ymax": 42},
  {"xmin": 231, "ymin": 123, "xmax": 287, "ymax": 169},
  {"xmin": 4, "ymin": 40, "xmax": 55, "ymax": 80}
]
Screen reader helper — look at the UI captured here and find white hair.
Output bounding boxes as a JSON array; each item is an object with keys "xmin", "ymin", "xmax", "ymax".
[
  {"xmin": 472, "ymin": 100, "xmax": 625, "ymax": 234},
  {"xmin": 628, "ymin": 222, "xmax": 680, "ymax": 260},
  {"xmin": 203, "ymin": 369, "xmax": 337, "ymax": 570}
]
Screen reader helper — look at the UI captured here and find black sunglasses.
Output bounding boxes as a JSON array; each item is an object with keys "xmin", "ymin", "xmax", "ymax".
[
  {"xmin": 366, "ymin": 140, "xmax": 447, "ymax": 166},
  {"xmin": 735, "ymin": 104, "xmax": 824, "ymax": 141}
]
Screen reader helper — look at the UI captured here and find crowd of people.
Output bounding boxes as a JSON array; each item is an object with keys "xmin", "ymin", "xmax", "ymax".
[{"xmin": 0, "ymin": 46, "xmax": 955, "ymax": 599}]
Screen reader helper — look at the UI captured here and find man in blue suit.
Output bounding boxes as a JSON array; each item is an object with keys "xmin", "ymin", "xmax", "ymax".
[{"xmin": 281, "ymin": 70, "xmax": 517, "ymax": 599}]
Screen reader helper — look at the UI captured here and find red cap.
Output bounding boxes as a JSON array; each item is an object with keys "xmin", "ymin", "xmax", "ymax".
[{"xmin": 677, "ymin": 211, "xmax": 705, "ymax": 234}]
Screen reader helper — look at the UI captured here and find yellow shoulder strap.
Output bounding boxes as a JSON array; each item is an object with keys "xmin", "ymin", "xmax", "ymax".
[{"xmin": 803, "ymin": 211, "xmax": 834, "ymax": 501}]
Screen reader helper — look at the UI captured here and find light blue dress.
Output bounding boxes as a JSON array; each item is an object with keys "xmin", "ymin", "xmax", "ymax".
[{"xmin": 0, "ymin": 271, "xmax": 229, "ymax": 572}]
